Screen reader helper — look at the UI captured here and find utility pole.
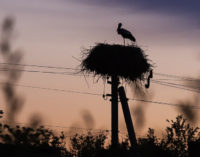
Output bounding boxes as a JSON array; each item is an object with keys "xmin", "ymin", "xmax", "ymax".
[
  {"xmin": 118, "ymin": 86, "xmax": 140, "ymax": 157},
  {"xmin": 108, "ymin": 75, "xmax": 119, "ymax": 149}
]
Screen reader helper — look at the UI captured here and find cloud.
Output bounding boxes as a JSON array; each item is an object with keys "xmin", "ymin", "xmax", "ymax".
[
  {"xmin": 79, "ymin": 0, "xmax": 200, "ymax": 14},
  {"xmin": 75, "ymin": 0, "xmax": 200, "ymax": 27}
]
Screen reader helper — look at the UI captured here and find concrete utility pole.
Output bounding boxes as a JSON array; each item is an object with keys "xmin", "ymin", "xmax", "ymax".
[
  {"xmin": 108, "ymin": 75, "xmax": 119, "ymax": 149},
  {"xmin": 118, "ymin": 86, "xmax": 140, "ymax": 157}
]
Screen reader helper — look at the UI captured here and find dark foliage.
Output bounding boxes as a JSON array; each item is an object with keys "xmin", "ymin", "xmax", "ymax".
[
  {"xmin": 138, "ymin": 115, "xmax": 200, "ymax": 157},
  {"xmin": 0, "ymin": 124, "xmax": 70, "ymax": 157},
  {"xmin": 81, "ymin": 43, "xmax": 152, "ymax": 83},
  {"xmin": 0, "ymin": 115, "xmax": 199, "ymax": 157},
  {"xmin": 138, "ymin": 128, "xmax": 176, "ymax": 157},
  {"xmin": 69, "ymin": 131, "xmax": 107, "ymax": 157},
  {"xmin": 163, "ymin": 115, "xmax": 199, "ymax": 157}
]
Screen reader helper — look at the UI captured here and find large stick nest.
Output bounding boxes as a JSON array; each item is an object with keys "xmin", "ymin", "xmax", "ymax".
[{"xmin": 81, "ymin": 43, "xmax": 152, "ymax": 83}]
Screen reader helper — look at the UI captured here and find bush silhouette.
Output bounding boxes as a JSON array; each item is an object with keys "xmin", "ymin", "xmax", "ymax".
[
  {"xmin": 0, "ymin": 115, "xmax": 199, "ymax": 157},
  {"xmin": 69, "ymin": 131, "xmax": 107, "ymax": 157},
  {"xmin": 162, "ymin": 115, "xmax": 199, "ymax": 157},
  {"xmin": 0, "ymin": 124, "xmax": 70, "ymax": 157},
  {"xmin": 138, "ymin": 115, "xmax": 199, "ymax": 157}
]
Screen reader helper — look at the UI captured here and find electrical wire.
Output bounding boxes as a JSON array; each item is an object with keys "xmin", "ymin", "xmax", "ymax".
[
  {"xmin": 152, "ymin": 78, "xmax": 199, "ymax": 82},
  {"xmin": 0, "ymin": 62, "xmax": 199, "ymax": 108},
  {"xmin": 0, "ymin": 81, "xmax": 199, "ymax": 110},
  {"xmin": 1, "ymin": 64, "xmax": 199, "ymax": 94},
  {"xmin": 0, "ymin": 121, "xmax": 144, "ymax": 137},
  {"xmin": 0, "ymin": 82, "xmax": 102, "ymax": 96},
  {"xmin": 129, "ymin": 98, "xmax": 200, "ymax": 109},
  {"xmin": 14, "ymin": 122, "xmax": 111, "ymax": 132},
  {"xmin": 0, "ymin": 62, "xmax": 199, "ymax": 82},
  {"xmin": 0, "ymin": 62, "xmax": 77, "ymax": 70},
  {"xmin": 152, "ymin": 80, "xmax": 200, "ymax": 93},
  {"xmin": 154, "ymin": 72, "xmax": 200, "ymax": 82},
  {"xmin": 0, "ymin": 68, "xmax": 82, "ymax": 76},
  {"xmin": 153, "ymin": 80, "xmax": 200, "ymax": 90}
]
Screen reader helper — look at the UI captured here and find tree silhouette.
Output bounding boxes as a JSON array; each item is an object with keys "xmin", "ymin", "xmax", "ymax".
[
  {"xmin": 0, "ymin": 115, "xmax": 199, "ymax": 157},
  {"xmin": 0, "ymin": 124, "xmax": 70, "ymax": 157},
  {"xmin": 163, "ymin": 115, "xmax": 199, "ymax": 157},
  {"xmin": 69, "ymin": 131, "xmax": 107, "ymax": 157},
  {"xmin": 138, "ymin": 115, "xmax": 200, "ymax": 157}
]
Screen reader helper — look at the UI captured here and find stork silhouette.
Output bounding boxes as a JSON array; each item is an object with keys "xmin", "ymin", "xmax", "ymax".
[{"xmin": 117, "ymin": 23, "xmax": 136, "ymax": 45}]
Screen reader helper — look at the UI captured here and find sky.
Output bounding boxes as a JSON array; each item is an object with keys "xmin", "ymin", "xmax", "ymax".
[{"xmin": 0, "ymin": 0, "xmax": 200, "ymax": 136}]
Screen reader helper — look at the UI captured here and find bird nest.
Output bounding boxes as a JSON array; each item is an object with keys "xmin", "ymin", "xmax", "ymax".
[{"xmin": 80, "ymin": 43, "xmax": 152, "ymax": 83}]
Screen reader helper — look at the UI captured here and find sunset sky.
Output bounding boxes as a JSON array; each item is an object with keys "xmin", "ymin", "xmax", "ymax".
[{"xmin": 0, "ymin": 0, "xmax": 200, "ymax": 136}]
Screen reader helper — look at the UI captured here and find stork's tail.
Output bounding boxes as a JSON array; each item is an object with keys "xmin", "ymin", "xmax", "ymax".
[{"xmin": 130, "ymin": 36, "xmax": 136, "ymax": 42}]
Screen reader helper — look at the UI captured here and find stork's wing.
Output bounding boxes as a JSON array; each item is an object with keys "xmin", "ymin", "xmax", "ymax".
[{"xmin": 121, "ymin": 28, "xmax": 132, "ymax": 35}]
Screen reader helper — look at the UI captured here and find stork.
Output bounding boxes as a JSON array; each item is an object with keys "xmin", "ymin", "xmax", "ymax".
[{"xmin": 117, "ymin": 23, "xmax": 136, "ymax": 45}]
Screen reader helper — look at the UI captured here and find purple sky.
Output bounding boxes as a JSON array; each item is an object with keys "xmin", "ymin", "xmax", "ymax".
[{"xmin": 0, "ymin": 0, "xmax": 199, "ymax": 135}]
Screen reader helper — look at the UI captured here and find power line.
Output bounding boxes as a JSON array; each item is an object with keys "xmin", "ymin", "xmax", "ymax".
[
  {"xmin": 0, "ymin": 82, "xmax": 199, "ymax": 110},
  {"xmin": 0, "ymin": 62, "xmax": 77, "ymax": 70},
  {"xmin": 0, "ymin": 121, "xmax": 144, "ymax": 137},
  {"xmin": 129, "ymin": 98, "xmax": 200, "ymax": 109},
  {"xmin": 0, "ymin": 121, "xmax": 111, "ymax": 135},
  {"xmin": 0, "ymin": 68, "xmax": 82, "ymax": 76},
  {"xmin": 1, "ymin": 68, "xmax": 199, "ymax": 85},
  {"xmin": 1, "ymin": 121, "xmax": 136, "ymax": 138},
  {"xmin": 152, "ymin": 78, "xmax": 199, "ymax": 82},
  {"xmin": 1, "ymin": 66, "xmax": 199, "ymax": 94},
  {"xmin": 0, "ymin": 82, "xmax": 102, "ymax": 96},
  {"xmin": 152, "ymin": 80, "xmax": 200, "ymax": 93},
  {"xmin": 0, "ymin": 121, "xmax": 143, "ymax": 140},
  {"xmin": 153, "ymin": 80, "xmax": 200, "ymax": 91},
  {"xmin": 15, "ymin": 122, "xmax": 111, "ymax": 132},
  {"xmin": 1, "ymin": 62, "xmax": 200, "ymax": 83},
  {"xmin": 154, "ymin": 72, "xmax": 200, "ymax": 82},
  {"xmin": 1, "ymin": 62, "xmax": 199, "ymax": 82}
]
